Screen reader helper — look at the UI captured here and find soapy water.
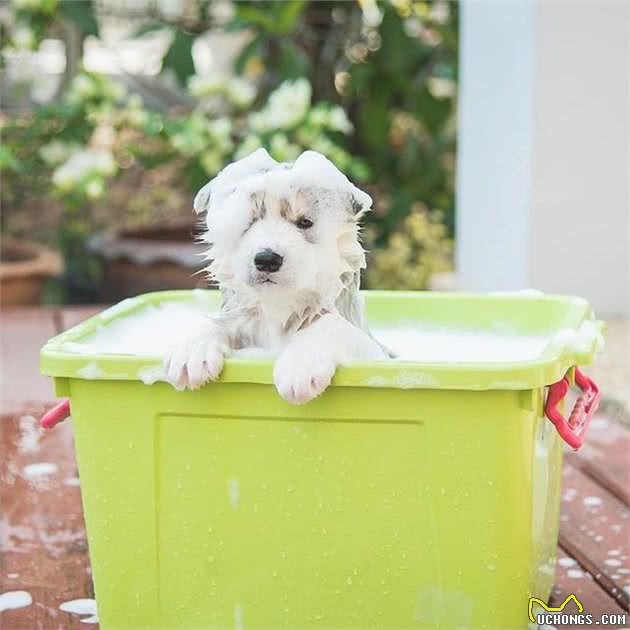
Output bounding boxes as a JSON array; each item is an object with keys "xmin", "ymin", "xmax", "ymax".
[{"xmin": 59, "ymin": 297, "xmax": 601, "ymax": 364}]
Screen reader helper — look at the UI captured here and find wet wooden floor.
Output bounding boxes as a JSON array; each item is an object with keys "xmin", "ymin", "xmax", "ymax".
[{"xmin": 1, "ymin": 307, "xmax": 628, "ymax": 629}]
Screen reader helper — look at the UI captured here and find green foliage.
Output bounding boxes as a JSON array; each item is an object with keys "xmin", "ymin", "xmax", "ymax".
[
  {"xmin": 222, "ymin": 0, "xmax": 458, "ymax": 246},
  {"xmin": 162, "ymin": 29, "xmax": 196, "ymax": 86},
  {"xmin": 59, "ymin": 0, "xmax": 99, "ymax": 37},
  {"xmin": 1, "ymin": 0, "xmax": 458, "ymax": 294},
  {"xmin": 366, "ymin": 205, "xmax": 453, "ymax": 290}
]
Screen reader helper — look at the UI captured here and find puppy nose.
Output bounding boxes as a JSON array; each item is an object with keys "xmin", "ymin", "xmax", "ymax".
[{"xmin": 254, "ymin": 248, "xmax": 283, "ymax": 272}]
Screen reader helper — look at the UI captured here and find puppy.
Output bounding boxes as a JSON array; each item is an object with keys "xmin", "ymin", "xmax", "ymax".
[{"xmin": 164, "ymin": 149, "xmax": 387, "ymax": 404}]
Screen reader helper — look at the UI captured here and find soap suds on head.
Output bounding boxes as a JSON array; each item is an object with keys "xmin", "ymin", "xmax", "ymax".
[{"xmin": 0, "ymin": 590, "xmax": 32, "ymax": 612}]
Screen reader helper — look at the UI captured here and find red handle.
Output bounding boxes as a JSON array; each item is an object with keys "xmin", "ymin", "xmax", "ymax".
[
  {"xmin": 545, "ymin": 368, "xmax": 600, "ymax": 450},
  {"xmin": 40, "ymin": 399, "xmax": 71, "ymax": 429}
]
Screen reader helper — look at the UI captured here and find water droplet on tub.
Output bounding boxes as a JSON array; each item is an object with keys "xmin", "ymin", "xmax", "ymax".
[
  {"xmin": 486, "ymin": 563, "xmax": 496, "ymax": 572},
  {"xmin": 127, "ymin": 441, "xmax": 134, "ymax": 448},
  {"xmin": 346, "ymin": 576, "xmax": 353, "ymax": 586}
]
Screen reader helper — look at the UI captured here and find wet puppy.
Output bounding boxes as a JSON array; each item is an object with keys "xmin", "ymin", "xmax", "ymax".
[{"xmin": 165, "ymin": 149, "xmax": 386, "ymax": 404}]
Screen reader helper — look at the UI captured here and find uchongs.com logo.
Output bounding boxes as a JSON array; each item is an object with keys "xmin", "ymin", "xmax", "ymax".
[{"xmin": 528, "ymin": 594, "xmax": 627, "ymax": 626}]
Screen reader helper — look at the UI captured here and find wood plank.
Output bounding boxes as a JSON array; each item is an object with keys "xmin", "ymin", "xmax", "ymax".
[
  {"xmin": 0, "ymin": 403, "xmax": 98, "ymax": 629},
  {"xmin": 0, "ymin": 308, "xmax": 59, "ymax": 410},
  {"xmin": 559, "ymin": 463, "xmax": 630, "ymax": 610},
  {"xmin": 548, "ymin": 548, "xmax": 627, "ymax": 629},
  {"xmin": 565, "ymin": 415, "xmax": 630, "ymax": 506}
]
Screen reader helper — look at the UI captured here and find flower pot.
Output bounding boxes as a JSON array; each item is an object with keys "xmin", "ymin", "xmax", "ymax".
[
  {"xmin": 88, "ymin": 220, "xmax": 210, "ymax": 302},
  {"xmin": 0, "ymin": 237, "xmax": 63, "ymax": 306}
]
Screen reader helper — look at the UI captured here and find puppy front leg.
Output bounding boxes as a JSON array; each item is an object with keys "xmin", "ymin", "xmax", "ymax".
[
  {"xmin": 274, "ymin": 313, "xmax": 385, "ymax": 405},
  {"xmin": 164, "ymin": 317, "xmax": 228, "ymax": 390}
]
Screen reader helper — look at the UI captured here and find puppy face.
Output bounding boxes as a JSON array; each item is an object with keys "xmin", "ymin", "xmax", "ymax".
[{"xmin": 195, "ymin": 150, "xmax": 370, "ymax": 315}]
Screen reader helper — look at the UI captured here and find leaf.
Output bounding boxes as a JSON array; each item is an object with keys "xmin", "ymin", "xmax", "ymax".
[
  {"xmin": 275, "ymin": 0, "xmax": 307, "ymax": 33},
  {"xmin": 232, "ymin": 0, "xmax": 306, "ymax": 35},
  {"xmin": 162, "ymin": 28, "xmax": 196, "ymax": 86},
  {"xmin": 59, "ymin": 0, "xmax": 99, "ymax": 37},
  {"xmin": 233, "ymin": 5, "xmax": 278, "ymax": 32},
  {"xmin": 275, "ymin": 40, "xmax": 310, "ymax": 79}
]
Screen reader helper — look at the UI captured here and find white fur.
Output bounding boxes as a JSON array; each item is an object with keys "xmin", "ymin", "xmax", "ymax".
[{"xmin": 165, "ymin": 149, "xmax": 386, "ymax": 404}]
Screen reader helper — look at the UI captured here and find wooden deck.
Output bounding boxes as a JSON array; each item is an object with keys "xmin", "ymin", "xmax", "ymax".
[{"xmin": 1, "ymin": 307, "xmax": 628, "ymax": 629}]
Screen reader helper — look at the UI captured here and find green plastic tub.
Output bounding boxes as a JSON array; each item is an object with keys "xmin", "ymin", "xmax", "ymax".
[{"xmin": 40, "ymin": 290, "xmax": 603, "ymax": 629}]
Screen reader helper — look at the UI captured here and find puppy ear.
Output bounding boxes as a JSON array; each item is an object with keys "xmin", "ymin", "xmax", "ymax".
[
  {"xmin": 349, "ymin": 187, "xmax": 372, "ymax": 221},
  {"xmin": 193, "ymin": 181, "xmax": 213, "ymax": 214},
  {"xmin": 193, "ymin": 148, "xmax": 278, "ymax": 214}
]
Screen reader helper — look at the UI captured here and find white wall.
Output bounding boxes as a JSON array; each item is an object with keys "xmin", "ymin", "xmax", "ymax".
[{"xmin": 456, "ymin": 1, "xmax": 629, "ymax": 316}]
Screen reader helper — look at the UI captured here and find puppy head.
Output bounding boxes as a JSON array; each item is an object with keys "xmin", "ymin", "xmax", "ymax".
[{"xmin": 195, "ymin": 149, "xmax": 371, "ymax": 315}]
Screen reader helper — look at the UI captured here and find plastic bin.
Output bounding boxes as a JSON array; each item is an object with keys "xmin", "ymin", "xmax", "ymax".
[{"xmin": 40, "ymin": 290, "xmax": 603, "ymax": 629}]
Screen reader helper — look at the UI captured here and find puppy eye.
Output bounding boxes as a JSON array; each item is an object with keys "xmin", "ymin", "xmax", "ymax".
[{"xmin": 296, "ymin": 217, "xmax": 313, "ymax": 230}]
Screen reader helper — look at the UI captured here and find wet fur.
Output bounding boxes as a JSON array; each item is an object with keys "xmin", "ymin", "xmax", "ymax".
[{"xmin": 165, "ymin": 149, "xmax": 387, "ymax": 404}]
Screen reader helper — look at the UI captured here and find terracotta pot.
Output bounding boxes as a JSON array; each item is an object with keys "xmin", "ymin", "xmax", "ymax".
[
  {"xmin": 89, "ymin": 220, "xmax": 211, "ymax": 302},
  {"xmin": 0, "ymin": 237, "xmax": 63, "ymax": 306}
]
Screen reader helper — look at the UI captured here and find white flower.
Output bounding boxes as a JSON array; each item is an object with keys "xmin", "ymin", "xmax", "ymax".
[
  {"xmin": 427, "ymin": 77, "xmax": 456, "ymax": 99},
  {"xmin": 85, "ymin": 178, "xmax": 105, "ymax": 199},
  {"xmin": 360, "ymin": 0, "xmax": 382, "ymax": 28},
  {"xmin": 269, "ymin": 134, "xmax": 301, "ymax": 162},
  {"xmin": 225, "ymin": 78, "xmax": 257, "ymax": 109},
  {"xmin": 328, "ymin": 106, "xmax": 353, "ymax": 134},
  {"xmin": 11, "ymin": 25, "xmax": 36, "ymax": 50},
  {"xmin": 208, "ymin": 117, "xmax": 232, "ymax": 139},
  {"xmin": 249, "ymin": 79, "xmax": 312, "ymax": 132},
  {"xmin": 234, "ymin": 135, "xmax": 262, "ymax": 160},
  {"xmin": 67, "ymin": 75, "xmax": 96, "ymax": 103},
  {"xmin": 207, "ymin": 117, "xmax": 234, "ymax": 154},
  {"xmin": 124, "ymin": 95, "xmax": 148, "ymax": 127},
  {"xmin": 188, "ymin": 74, "xmax": 225, "ymax": 98},
  {"xmin": 170, "ymin": 132, "xmax": 204, "ymax": 156},
  {"xmin": 200, "ymin": 151, "xmax": 223, "ymax": 176},
  {"xmin": 248, "ymin": 111, "xmax": 269, "ymax": 134},
  {"xmin": 103, "ymin": 80, "xmax": 127, "ymax": 102},
  {"xmin": 52, "ymin": 149, "xmax": 116, "ymax": 190},
  {"xmin": 39, "ymin": 140, "xmax": 78, "ymax": 166}
]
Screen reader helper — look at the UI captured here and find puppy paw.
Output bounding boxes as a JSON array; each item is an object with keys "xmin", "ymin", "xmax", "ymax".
[
  {"xmin": 273, "ymin": 348, "xmax": 336, "ymax": 405},
  {"xmin": 164, "ymin": 338, "xmax": 224, "ymax": 390}
]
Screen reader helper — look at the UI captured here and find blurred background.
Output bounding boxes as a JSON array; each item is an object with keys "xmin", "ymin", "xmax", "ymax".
[
  {"xmin": 1, "ymin": 0, "xmax": 457, "ymax": 306},
  {"xmin": 0, "ymin": 4, "xmax": 628, "ymax": 625}
]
